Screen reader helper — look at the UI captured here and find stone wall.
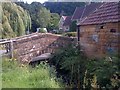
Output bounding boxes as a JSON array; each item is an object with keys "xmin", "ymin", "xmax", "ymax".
[
  {"xmin": 80, "ymin": 22, "xmax": 120, "ymax": 58},
  {"xmin": 12, "ymin": 33, "xmax": 76, "ymax": 63}
]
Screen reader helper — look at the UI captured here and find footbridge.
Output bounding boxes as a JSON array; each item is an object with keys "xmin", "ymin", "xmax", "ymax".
[{"xmin": 0, "ymin": 33, "xmax": 76, "ymax": 63}]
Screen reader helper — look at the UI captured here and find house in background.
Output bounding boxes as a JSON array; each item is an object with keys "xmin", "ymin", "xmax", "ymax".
[
  {"xmin": 78, "ymin": 2, "xmax": 120, "ymax": 57},
  {"xmin": 59, "ymin": 16, "xmax": 67, "ymax": 31},
  {"xmin": 59, "ymin": 16, "xmax": 72, "ymax": 32},
  {"xmin": 71, "ymin": 2, "xmax": 103, "ymax": 41},
  {"xmin": 58, "ymin": 3, "xmax": 102, "ymax": 32},
  {"xmin": 71, "ymin": 2, "xmax": 103, "ymax": 24},
  {"xmin": 62, "ymin": 16, "xmax": 72, "ymax": 32}
]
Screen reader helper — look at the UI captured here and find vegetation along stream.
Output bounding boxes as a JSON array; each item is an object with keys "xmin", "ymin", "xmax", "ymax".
[{"xmin": 2, "ymin": 45, "xmax": 120, "ymax": 89}]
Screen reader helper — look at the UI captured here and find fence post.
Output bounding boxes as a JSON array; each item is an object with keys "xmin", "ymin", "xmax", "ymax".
[{"xmin": 10, "ymin": 40, "xmax": 14, "ymax": 58}]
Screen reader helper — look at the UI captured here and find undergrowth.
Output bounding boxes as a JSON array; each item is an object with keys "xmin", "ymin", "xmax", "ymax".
[{"xmin": 2, "ymin": 58, "xmax": 63, "ymax": 88}]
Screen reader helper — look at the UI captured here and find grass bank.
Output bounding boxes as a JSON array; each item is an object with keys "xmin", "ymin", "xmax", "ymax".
[{"xmin": 2, "ymin": 58, "xmax": 63, "ymax": 88}]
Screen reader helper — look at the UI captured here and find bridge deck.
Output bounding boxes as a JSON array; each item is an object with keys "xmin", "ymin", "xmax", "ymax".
[{"xmin": 30, "ymin": 53, "xmax": 52, "ymax": 63}]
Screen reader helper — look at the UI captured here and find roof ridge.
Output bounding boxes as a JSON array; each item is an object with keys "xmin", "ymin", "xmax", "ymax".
[
  {"xmin": 79, "ymin": 2, "xmax": 119, "ymax": 25},
  {"xmin": 79, "ymin": 3, "xmax": 103, "ymax": 24}
]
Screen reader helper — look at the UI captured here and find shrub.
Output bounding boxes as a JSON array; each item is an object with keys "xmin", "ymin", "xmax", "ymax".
[
  {"xmin": 50, "ymin": 45, "xmax": 120, "ymax": 89},
  {"xmin": 63, "ymin": 32, "xmax": 76, "ymax": 37},
  {"xmin": 39, "ymin": 28, "xmax": 48, "ymax": 33},
  {"xmin": 51, "ymin": 44, "xmax": 87, "ymax": 89},
  {"xmin": 86, "ymin": 56, "xmax": 120, "ymax": 89}
]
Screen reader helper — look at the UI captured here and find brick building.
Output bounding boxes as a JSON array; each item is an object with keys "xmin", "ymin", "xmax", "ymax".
[{"xmin": 78, "ymin": 2, "xmax": 120, "ymax": 57}]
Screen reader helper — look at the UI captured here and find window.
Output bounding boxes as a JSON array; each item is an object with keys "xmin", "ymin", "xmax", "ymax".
[
  {"xmin": 95, "ymin": 23, "xmax": 105, "ymax": 32},
  {"xmin": 99, "ymin": 23, "xmax": 105, "ymax": 29},
  {"xmin": 110, "ymin": 29, "xmax": 116, "ymax": 33},
  {"xmin": 100, "ymin": 25, "xmax": 104, "ymax": 29}
]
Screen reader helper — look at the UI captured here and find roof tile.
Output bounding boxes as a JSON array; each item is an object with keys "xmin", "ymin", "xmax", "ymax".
[
  {"xmin": 80, "ymin": 2, "xmax": 120, "ymax": 25},
  {"xmin": 71, "ymin": 3, "xmax": 103, "ymax": 20},
  {"xmin": 63, "ymin": 16, "xmax": 72, "ymax": 26}
]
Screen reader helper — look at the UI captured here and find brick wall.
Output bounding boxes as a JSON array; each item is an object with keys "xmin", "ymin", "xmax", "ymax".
[
  {"xmin": 80, "ymin": 22, "xmax": 120, "ymax": 58},
  {"xmin": 12, "ymin": 33, "xmax": 76, "ymax": 63}
]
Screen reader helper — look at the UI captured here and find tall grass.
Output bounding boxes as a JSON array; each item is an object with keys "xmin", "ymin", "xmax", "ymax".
[{"xmin": 2, "ymin": 58, "xmax": 63, "ymax": 88}]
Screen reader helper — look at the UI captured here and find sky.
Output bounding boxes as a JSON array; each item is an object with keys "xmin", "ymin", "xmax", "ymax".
[
  {"xmin": 22, "ymin": 0, "xmax": 48, "ymax": 4},
  {"xmin": 19, "ymin": 0, "xmax": 120, "ymax": 4}
]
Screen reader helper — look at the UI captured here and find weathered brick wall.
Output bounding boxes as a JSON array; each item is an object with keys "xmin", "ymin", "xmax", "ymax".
[
  {"xmin": 80, "ymin": 22, "xmax": 120, "ymax": 58},
  {"xmin": 12, "ymin": 33, "xmax": 76, "ymax": 63}
]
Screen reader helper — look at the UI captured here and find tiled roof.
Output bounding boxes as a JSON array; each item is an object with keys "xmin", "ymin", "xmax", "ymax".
[
  {"xmin": 71, "ymin": 7, "xmax": 84, "ymax": 20},
  {"xmin": 63, "ymin": 16, "xmax": 72, "ymax": 26},
  {"xmin": 62, "ymin": 16, "xmax": 67, "ymax": 20},
  {"xmin": 80, "ymin": 2, "xmax": 120, "ymax": 25},
  {"xmin": 71, "ymin": 3, "xmax": 102, "ymax": 20}
]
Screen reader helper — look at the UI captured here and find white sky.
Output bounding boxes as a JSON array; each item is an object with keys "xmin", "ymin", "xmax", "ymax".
[
  {"xmin": 22, "ymin": 0, "xmax": 48, "ymax": 4},
  {"xmin": 3, "ymin": 0, "xmax": 120, "ymax": 3}
]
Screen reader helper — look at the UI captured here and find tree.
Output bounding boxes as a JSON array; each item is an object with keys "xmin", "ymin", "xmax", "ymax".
[
  {"xmin": 44, "ymin": 2, "xmax": 85, "ymax": 15},
  {"xmin": 70, "ymin": 21, "xmax": 77, "ymax": 32},
  {"xmin": 17, "ymin": 15, "xmax": 25, "ymax": 36},
  {"xmin": 38, "ymin": 7, "xmax": 51, "ymax": 28},
  {"xmin": 2, "ymin": 2, "xmax": 31, "ymax": 38},
  {"xmin": 47, "ymin": 13, "xmax": 60, "ymax": 31}
]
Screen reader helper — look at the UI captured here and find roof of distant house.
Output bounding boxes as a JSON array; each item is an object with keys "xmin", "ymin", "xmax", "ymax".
[
  {"xmin": 71, "ymin": 2, "xmax": 103, "ymax": 20},
  {"xmin": 71, "ymin": 7, "xmax": 84, "ymax": 20},
  {"xmin": 59, "ymin": 16, "xmax": 67, "ymax": 25},
  {"xmin": 62, "ymin": 16, "xmax": 67, "ymax": 20},
  {"xmin": 63, "ymin": 16, "xmax": 72, "ymax": 26},
  {"xmin": 79, "ymin": 2, "xmax": 120, "ymax": 25}
]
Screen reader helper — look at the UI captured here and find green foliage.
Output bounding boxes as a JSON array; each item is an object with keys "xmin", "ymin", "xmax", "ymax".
[
  {"xmin": 63, "ymin": 32, "xmax": 76, "ymax": 37},
  {"xmin": 17, "ymin": 15, "xmax": 25, "ymax": 36},
  {"xmin": 3, "ymin": 2, "xmax": 84, "ymax": 34},
  {"xmin": 44, "ymin": 2, "xmax": 85, "ymax": 16},
  {"xmin": 70, "ymin": 21, "xmax": 77, "ymax": 32},
  {"xmin": 51, "ymin": 44, "xmax": 87, "ymax": 88},
  {"xmin": 39, "ymin": 28, "xmax": 47, "ymax": 33},
  {"xmin": 86, "ymin": 56, "xmax": 120, "ymax": 89},
  {"xmin": 2, "ymin": 58, "xmax": 63, "ymax": 88},
  {"xmin": 47, "ymin": 13, "xmax": 60, "ymax": 31},
  {"xmin": 15, "ymin": 2, "xmax": 62, "ymax": 33},
  {"xmin": 0, "ymin": 24, "xmax": 3, "ymax": 38},
  {"xmin": 30, "ymin": 7, "xmax": 51, "ymax": 30},
  {"xmin": 1, "ymin": 2, "xmax": 31, "ymax": 38},
  {"xmin": 39, "ymin": 7, "xmax": 51, "ymax": 28},
  {"xmin": 2, "ymin": 15, "xmax": 16, "ymax": 38},
  {"xmin": 18, "ymin": 2, "xmax": 60, "ymax": 32},
  {"xmin": 51, "ymin": 45, "xmax": 120, "ymax": 89}
]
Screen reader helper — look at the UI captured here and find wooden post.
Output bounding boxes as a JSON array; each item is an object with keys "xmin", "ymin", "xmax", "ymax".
[
  {"xmin": 10, "ymin": 40, "xmax": 14, "ymax": 58},
  {"xmin": 77, "ymin": 25, "xmax": 80, "ymax": 44}
]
